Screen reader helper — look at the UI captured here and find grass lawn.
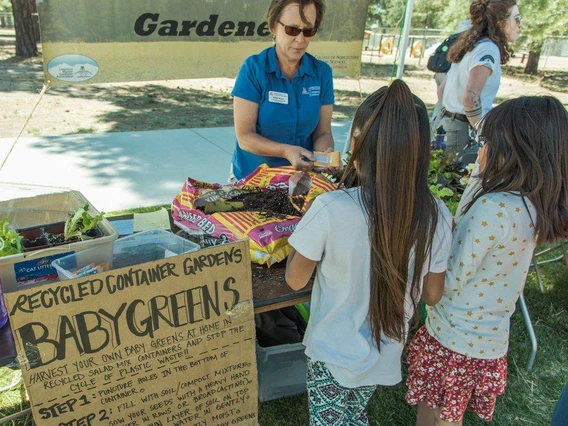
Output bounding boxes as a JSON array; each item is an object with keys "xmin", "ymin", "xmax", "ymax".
[
  {"xmin": 1, "ymin": 243, "xmax": 567, "ymax": 425},
  {"xmin": 257, "ymin": 247, "xmax": 568, "ymax": 426}
]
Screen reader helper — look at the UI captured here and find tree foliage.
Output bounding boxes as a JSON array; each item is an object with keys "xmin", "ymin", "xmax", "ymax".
[
  {"xmin": 0, "ymin": 0, "xmax": 11, "ymax": 12},
  {"xmin": 412, "ymin": 0, "xmax": 446, "ymax": 29},
  {"xmin": 366, "ymin": 0, "xmax": 461, "ymax": 30},
  {"xmin": 366, "ymin": 0, "xmax": 568, "ymax": 74},
  {"xmin": 520, "ymin": 0, "xmax": 568, "ymax": 47}
]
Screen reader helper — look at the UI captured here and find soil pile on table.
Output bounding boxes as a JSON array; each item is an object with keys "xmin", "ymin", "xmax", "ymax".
[{"xmin": 230, "ymin": 191, "xmax": 303, "ymax": 217}]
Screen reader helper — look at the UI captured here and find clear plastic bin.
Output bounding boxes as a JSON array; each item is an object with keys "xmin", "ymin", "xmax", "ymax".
[
  {"xmin": 0, "ymin": 189, "xmax": 118, "ymax": 293},
  {"xmin": 53, "ymin": 229, "xmax": 201, "ymax": 280},
  {"xmin": 256, "ymin": 341, "xmax": 307, "ymax": 402}
]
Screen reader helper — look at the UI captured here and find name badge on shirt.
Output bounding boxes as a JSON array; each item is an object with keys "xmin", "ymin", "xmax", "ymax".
[{"xmin": 268, "ymin": 91, "xmax": 288, "ymax": 104}]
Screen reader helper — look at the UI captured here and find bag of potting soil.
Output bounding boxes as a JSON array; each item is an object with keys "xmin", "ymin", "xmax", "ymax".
[{"xmin": 171, "ymin": 164, "xmax": 338, "ymax": 266}]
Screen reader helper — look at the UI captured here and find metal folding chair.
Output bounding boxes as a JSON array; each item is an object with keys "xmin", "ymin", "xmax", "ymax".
[{"xmin": 519, "ymin": 242, "xmax": 568, "ymax": 371}]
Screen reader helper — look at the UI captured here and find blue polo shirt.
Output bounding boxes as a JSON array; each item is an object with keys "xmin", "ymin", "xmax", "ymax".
[{"xmin": 231, "ymin": 46, "xmax": 334, "ymax": 180}]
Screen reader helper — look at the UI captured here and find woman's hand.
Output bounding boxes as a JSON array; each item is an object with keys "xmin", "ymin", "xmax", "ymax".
[
  {"xmin": 284, "ymin": 145, "xmax": 315, "ymax": 172},
  {"xmin": 317, "ymin": 146, "xmax": 341, "ymax": 176}
]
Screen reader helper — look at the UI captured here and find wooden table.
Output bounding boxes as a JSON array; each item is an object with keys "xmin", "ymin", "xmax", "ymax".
[
  {"xmin": 251, "ymin": 261, "xmax": 312, "ymax": 313},
  {"xmin": 170, "ymin": 226, "xmax": 313, "ymax": 313}
]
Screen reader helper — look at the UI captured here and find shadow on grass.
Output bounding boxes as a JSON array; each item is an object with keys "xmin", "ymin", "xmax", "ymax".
[
  {"xmin": 51, "ymin": 84, "xmax": 369, "ymax": 134},
  {"xmin": 47, "ymin": 84, "xmax": 237, "ymax": 133},
  {"xmin": 503, "ymin": 65, "xmax": 568, "ymax": 94},
  {"xmin": 504, "ymin": 261, "xmax": 568, "ymax": 424},
  {"xmin": 360, "ymin": 62, "xmax": 433, "ymax": 82}
]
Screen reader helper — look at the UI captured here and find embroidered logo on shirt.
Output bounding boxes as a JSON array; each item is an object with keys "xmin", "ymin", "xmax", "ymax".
[
  {"xmin": 480, "ymin": 55, "xmax": 495, "ymax": 64},
  {"xmin": 303, "ymin": 86, "xmax": 320, "ymax": 97},
  {"xmin": 268, "ymin": 91, "xmax": 289, "ymax": 104}
]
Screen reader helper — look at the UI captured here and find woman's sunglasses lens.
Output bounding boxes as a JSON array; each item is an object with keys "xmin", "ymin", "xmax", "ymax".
[
  {"xmin": 285, "ymin": 26, "xmax": 301, "ymax": 36},
  {"xmin": 302, "ymin": 28, "xmax": 317, "ymax": 37},
  {"xmin": 284, "ymin": 25, "xmax": 317, "ymax": 37}
]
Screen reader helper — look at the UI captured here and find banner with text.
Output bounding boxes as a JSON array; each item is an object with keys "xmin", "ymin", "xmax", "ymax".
[
  {"xmin": 5, "ymin": 240, "xmax": 258, "ymax": 426},
  {"xmin": 37, "ymin": 0, "xmax": 370, "ymax": 84}
]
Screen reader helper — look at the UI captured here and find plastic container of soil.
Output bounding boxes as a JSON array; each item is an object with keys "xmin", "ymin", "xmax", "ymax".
[
  {"xmin": 0, "ymin": 186, "xmax": 118, "ymax": 294},
  {"xmin": 53, "ymin": 229, "xmax": 201, "ymax": 280}
]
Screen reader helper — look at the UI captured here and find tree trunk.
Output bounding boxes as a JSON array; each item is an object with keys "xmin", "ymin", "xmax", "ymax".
[
  {"xmin": 523, "ymin": 50, "xmax": 540, "ymax": 75},
  {"xmin": 10, "ymin": 0, "xmax": 39, "ymax": 57}
]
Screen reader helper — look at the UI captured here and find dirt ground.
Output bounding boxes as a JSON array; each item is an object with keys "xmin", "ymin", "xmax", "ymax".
[{"xmin": 1, "ymin": 28, "xmax": 567, "ymax": 139}]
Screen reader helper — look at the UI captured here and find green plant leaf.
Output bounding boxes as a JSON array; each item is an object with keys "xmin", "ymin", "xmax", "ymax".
[
  {"xmin": 0, "ymin": 218, "xmax": 23, "ymax": 257},
  {"xmin": 64, "ymin": 205, "xmax": 104, "ymax": 241}
]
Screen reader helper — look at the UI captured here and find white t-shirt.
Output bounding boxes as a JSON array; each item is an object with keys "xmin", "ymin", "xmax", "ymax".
[
  {"xmin": 288, "ymin": 188, "xmax": 452, "ymax": 387},
  {"xmin": 426, "ymin": 192, "xmax": 537, "ymax": 359},
  {"xmin": 443, "ymin": 39, "xmax": 501, "ymax": 117}
]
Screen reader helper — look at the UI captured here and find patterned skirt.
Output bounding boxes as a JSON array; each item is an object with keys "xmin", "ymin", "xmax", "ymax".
[{"xmin": 405, "ymin": 326, "xmax": 507, "ymax": 422}]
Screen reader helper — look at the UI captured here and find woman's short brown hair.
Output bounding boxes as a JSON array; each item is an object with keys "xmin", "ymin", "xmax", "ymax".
[{"xmin": 267, "ymin": 0, "xmax": 326, "ymax": 31}]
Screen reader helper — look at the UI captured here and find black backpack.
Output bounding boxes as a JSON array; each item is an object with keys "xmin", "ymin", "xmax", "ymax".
[{"xmin": 427, "ymin": 32, "xmax": 461, "ymax": 73}]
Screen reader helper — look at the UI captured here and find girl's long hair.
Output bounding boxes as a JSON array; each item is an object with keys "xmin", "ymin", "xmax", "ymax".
[
  {"xmin": 341, "ymin": 80, "xmax": 439, "ymax": 348},
  {"xmin": 464, "ymin": 96, "xmax": 568, "ymax": 246},
  {"xmin": 448, "ymin": 0, "xmax": 516, "ymax": 65}
]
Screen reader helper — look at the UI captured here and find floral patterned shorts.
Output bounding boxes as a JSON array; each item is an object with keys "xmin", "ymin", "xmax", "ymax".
[{"xmin": 405, "ymin": 326, "xmax": 507, "ymax": 422}]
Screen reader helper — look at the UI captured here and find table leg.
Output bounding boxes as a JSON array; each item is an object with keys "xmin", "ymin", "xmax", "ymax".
[{"xmin": 518, "ymin": 293, "xmax": 537, "ymax": 371}]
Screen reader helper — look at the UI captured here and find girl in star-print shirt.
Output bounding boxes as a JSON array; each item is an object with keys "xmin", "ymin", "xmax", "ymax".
[{"xmin": 406, "ymin": 95, "xmax": 568, "ymax": 425}]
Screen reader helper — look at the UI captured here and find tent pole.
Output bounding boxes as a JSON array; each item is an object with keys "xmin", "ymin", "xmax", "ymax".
[{"xmin": 396, "ymin": 0, "xmax": 415, "ymax": 80}]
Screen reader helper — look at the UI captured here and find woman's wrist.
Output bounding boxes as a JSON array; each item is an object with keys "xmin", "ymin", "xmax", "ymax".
[
  {"xmin": 312, "ymin": 132, "xmax": 334, "ymax": 152},
  {"xmin": 468, "ymin": 117, "xmax": 481, "ymax": 129},
  {"xmin": 465, "ymin": 107, "xmax": 482, "ymax": 129}
]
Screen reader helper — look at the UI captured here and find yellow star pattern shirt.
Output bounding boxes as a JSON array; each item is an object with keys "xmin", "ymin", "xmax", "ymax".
[{"xmin": 426, "ymin": 192, "xmax": 536, "ymax": 359}]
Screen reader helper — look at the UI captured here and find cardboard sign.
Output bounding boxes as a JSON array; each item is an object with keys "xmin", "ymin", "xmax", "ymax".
[
  {"xmin": 5, "ymin": 240, "xmax": 258, "ymax": 426},
  {"xmin": 37, "ymin": 0, "xmax": 371, "ymax": 84}
]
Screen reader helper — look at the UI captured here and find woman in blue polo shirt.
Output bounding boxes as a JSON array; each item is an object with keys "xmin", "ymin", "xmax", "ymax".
[{"xmin": 231, "ymin": 0, "xmax": 334, "ymax": 181}]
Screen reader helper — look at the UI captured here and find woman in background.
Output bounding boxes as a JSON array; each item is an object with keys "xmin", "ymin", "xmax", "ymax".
[{"xmin": 432, "ymin": 0, "xmax": 521, "ymax": 152}]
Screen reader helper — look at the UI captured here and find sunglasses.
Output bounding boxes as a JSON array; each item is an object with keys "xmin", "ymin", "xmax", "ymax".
[
  {"xmin": 477, "ymin": 135, "xmax": 488, "ymax": 148},
  {"xmin": 514, "ymin": 14, "xmax": 522, "ymax": 25},
  {"xmin": 278, "ymin": 21, "xmax": 318, "ymax": 38}
]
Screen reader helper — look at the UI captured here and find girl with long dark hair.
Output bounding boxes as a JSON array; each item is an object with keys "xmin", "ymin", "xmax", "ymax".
[
  {"xmin": 286, "ymin": 80, "xmax": 452, "ymax": 425},
  {"xmin": 406, "ymin": 95, "xmax": 568, "ymax": 425}
]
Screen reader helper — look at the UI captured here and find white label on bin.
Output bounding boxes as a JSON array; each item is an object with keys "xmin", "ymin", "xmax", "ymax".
[{"xmin": 14, "ymin": 252, "xmax": 74, "ymax": 287}]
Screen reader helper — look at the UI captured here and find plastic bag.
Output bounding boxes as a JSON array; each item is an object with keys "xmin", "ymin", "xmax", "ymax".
[
  {"xmin": 255, "ymin": 306, "xmax": 307, "ymax": 347},
  {"xmin": 171, "ymin": 165, "xmax": 338, "ymax": 266}
]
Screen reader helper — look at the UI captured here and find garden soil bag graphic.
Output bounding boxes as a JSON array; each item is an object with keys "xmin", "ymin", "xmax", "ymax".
[{"xmin": 172, "ymin": 165, "xmax": 338, "ymax": 266}]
